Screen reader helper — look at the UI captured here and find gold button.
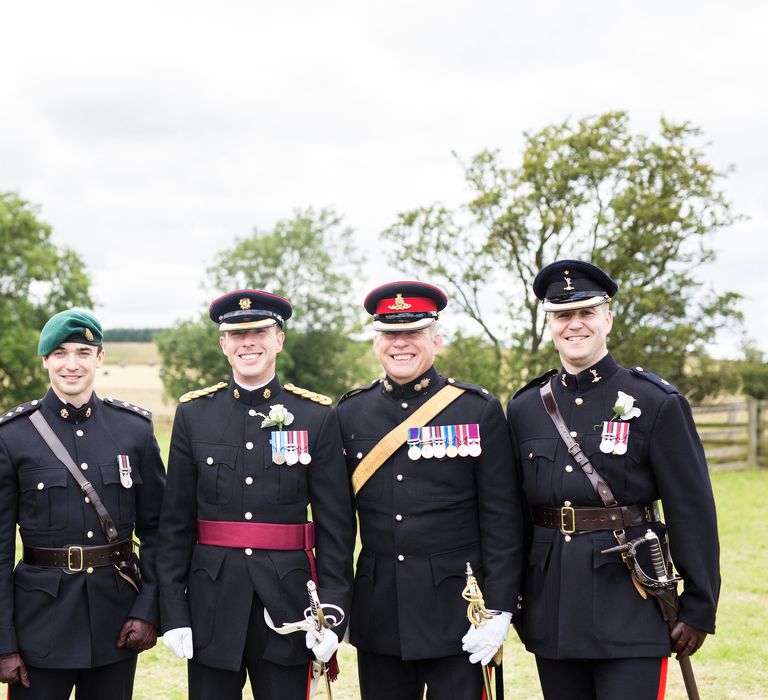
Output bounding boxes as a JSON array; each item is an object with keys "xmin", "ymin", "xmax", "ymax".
[
  {"xmin": 245, "ymin": 548, "xmax": 253, "ymax": 556},
  {"xmin": 395, "ymin": 514, "xmax": 403, "ymax": 521},
  {"xmin": 76, "ymin": 429, "xmax": 84, "ymax": 437},
  {"xmin": 245, "ymin": 477, "xmax": 254, "ymax": 485},
  {"xmin": 575, "ymin": 398, "xmax": 584, "ymax": 405},
  {"xmin": 396, "ymin": 474, "xmax": 404, "ymax": 481},
  {"xmin": 401, "ymin": 402, "xmax": 408, "ymax": 409},
  {"xmin": 564, "ymin": 535, "xmax": 572, "ymax": 543},
  {"xmin": 81, "ymin": 463, "xmax": 88, "ymax": 470},
  {"xmin": 206, "ymin": 457, "xmax": 214, "ymax": 465},
  {"xmin": 565, "ymin": 465, "xmax": 573, "ymax": 473},
  {"xmin": 87, "ymin": 531, "xmax": 94, "ymax": 538},
  {"xmin": 245, "ymin": 512, "xmax": 253, "ymax": 520},
  {"xmin": 246, "ymin": 442, "xmax": 254, "ymax": 450},
  {"xmin": 86, "ymin": 566, "xmax": 94, "ymax": 574},
  {"xmin": 37, "ymin": 482, "xmax": 44, "ymax": 490},
  {"xmin": 397, "ymin": 554, "xmax": 405, "ymax": 562},
  {"xmin": 249, "ymin": 409, "xmax": 257, "ymax": 416}
]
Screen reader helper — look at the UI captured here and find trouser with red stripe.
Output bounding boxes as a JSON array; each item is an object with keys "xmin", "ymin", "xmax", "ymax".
[
  {"xmin": 188, "ymin": 594, "xmax": 311, "ymax": 700},
  {"xmin": 535, "ymin": 656, "xmax": 668, "ymax": 700},
  {"xmin": 357, "ymin": 650, "xmax": 484, "ymax": 700}
]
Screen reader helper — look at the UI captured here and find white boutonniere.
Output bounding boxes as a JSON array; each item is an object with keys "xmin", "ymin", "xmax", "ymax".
[
  {"xmin": 260, "ymin": 404, "xmax": 295, "ymax": 430},
  {"xmin": 611, "ymin": 391, "xmax": 641, "ymax": 421}
]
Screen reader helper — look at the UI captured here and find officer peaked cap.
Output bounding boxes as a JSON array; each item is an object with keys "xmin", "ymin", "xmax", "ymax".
[
  {"xmin": 534, "ymin": 260, "xmax": 617, "ymax": 312},
  {"xmin": 209, "ymin": 289, "xmax": 292, "ymax": 331},
  {"xmin": 364, "ymin": 281, "xmax": 447, "ymax": 331}
]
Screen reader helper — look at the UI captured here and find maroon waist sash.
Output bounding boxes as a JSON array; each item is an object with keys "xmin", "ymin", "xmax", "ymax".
[{"xmin": 197, "ymin": 519, "xmax": 317, "ymax": 580}]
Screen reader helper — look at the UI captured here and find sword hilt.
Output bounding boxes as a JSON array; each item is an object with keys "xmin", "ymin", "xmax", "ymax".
[{"xmin": 644, "ymin": 529, "xmax": 669, "ymax": 582}]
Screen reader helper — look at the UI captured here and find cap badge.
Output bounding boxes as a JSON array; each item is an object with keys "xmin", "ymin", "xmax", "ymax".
[
  {"xmin": 84, "ymin": 327, "xmax": 94, "ymax": 341},
  {"xmin": 387, "ymin": 294, "xmax": 411, "ymax": 311},
  {"xmin": 563, "ymin": 274, "xmax": 575, "ymax": 291},
  {"xmin": 239, "ymin": 298, "xmax": 252, "ymax": 310}
]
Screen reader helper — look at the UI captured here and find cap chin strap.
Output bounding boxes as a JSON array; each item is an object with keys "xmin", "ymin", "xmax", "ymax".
[{"xmin": 542, "ymin": 296, "xmax": 610, "ymax": 312}]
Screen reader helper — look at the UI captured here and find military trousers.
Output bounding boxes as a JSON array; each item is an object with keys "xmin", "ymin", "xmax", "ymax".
[
  {"xmin": 8, "ymin": 657, "xmax": 137, "ymax": 700},
  {"xmin": 357, "ymin": 649, "xmax": 484, "ymax": 700},
  {"xmin": 535, "ymin": 656, "xmax": 669, "ymax": 700}
]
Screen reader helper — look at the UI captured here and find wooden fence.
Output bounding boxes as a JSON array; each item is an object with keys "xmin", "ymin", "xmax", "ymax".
[{"xmin": 692, "ymin": 399, "xmax": 768, "ymax": 470}]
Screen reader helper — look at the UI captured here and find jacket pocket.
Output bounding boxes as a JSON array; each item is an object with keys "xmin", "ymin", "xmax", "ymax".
[
  {"xmin": 521, "ymin": 534, "xmax": 553, "ymax": 642},
  {"xmin": 187, "ymin": 545, "xmax": 228, "ymax": 647},
  {"xmin": 18, "ymin": 468, "xmax": 68, "ymax": 531},
  {"xmin": 519, "ymin": 437, "xmax": 559, "ymax": 504},
  {"xmin": 13, "ymin": 562, "xmax": 62, "ymax": 656},
  {"xmin": 193, "ymin": 442, "xmax": 239, "ymax": 505},
  {"xmin": 99, "ymin": 460, "xmax": 144, "ymax": 523},
  {"xmin": 345, "ymin": 438, "xmax": 384, "ymax": 501}
]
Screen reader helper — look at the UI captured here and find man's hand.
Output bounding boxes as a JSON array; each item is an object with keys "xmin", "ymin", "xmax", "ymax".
[
  {"xmin": 670, "ymin": 621, "xmax": 707, "ymax": 658},
  {"xmin": 163, "ymin": 627, "xmax": 194, "ymax": 659},
  {"xmin": 305, "ymin": 628, "xmax": 339, "ymax": 663},
  {"xmin": 462, "ymin": 611, "xmax": 512, "ymax": 665},
  {"xmin": 0, "ymin": 652, "xmax": 31, "ymax": 688},
  {"xmin": 117, "ymin": 618, "xmax": 158, "ymax": 652}
]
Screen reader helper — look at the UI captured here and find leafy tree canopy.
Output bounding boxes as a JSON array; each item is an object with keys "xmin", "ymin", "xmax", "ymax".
[
  {"xmin": 0, "ymin": 192, "xmax": 94, "ymax": 409},
  {"xmin": 383, "ymin": 112, "xmax": 743, "ymax": 399}
]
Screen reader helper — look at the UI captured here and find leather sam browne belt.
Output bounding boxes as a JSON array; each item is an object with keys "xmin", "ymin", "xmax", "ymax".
[
  {"xmin": 534, "ymin": 504, "xmax": 657, "ymax": 533},
  {"xmin": 23, "ymin": 538, "xmax": 133, "ymax": 572}
]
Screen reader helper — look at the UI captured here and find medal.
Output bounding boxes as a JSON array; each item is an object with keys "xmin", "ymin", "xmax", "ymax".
[
  {"xmin": 297, "ymin": 430, "xmax": 312, "ymax": 465},
  {"xmin": 445, "ymin": 425, "xmax": 458, "ymax": 458},
  {"xmin": 284, "ymin": 432, "xmax": 299, "ymax": 466},
  {"xmin": 599, "ymin": 421, "xmax": 616, "ymax": 453},
  {"xmin": 407, "ymin": 428, "xmax": 422, "ymax": 460},
  {"xmin": 432, "ymin": 426, "xmax": 447, "ymax": 459},
  {"xmin": 467, "ymin": 424, "xmax": 482, "ymax": 457},
  {"xmin": 270, "ymin": 431, "xmax": 286, "ymax": 465},
  {"xmin": 457, "ymin": 424, "xmax": 470, "ymax": 457},
  {"xmin": 117, "ymin": 455, "xmax": 133, "ymax": 488},
  {"xmin": 613, "ymin": 422, "xmax": 630, "ymax": 455}
]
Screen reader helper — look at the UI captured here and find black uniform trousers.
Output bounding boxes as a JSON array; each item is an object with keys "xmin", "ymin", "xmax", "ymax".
[
  {"xmin": 187, "ymin": 592, "xmax": 311, "ymax": 700},
  {"xmin": 535, "ymin": 656, "xmax": 668, "ymax": 700},
  {"xmin": 357, "ymin": 650, "xmax": 484, "ymax": 700},
  {"xmin": 8, "ymin": 657, "xmax": 137, "ymax": 700}
]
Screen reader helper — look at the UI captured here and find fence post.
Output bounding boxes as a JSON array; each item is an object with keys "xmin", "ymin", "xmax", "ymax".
[{"xmin": 747, "ymin": 398, "xmax": 758, "ymax": 468}]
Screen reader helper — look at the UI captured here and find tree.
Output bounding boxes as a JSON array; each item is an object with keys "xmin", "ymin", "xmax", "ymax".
[
  {"xmin": 0, "ymin": 192, "xmax": 94, "ymax": 409},
  {"xmin": 383, "ymin": 112, "xmax": 742, "ymax": 398},
  {"xmin": 157, "ymin": 208, "xmax": 369, "ymax": 401}
]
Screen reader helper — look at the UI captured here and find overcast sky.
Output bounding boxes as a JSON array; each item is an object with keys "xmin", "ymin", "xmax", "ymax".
[{"xmin": 2, "ymin": 1, "xmax": 765, "ymax": 357}]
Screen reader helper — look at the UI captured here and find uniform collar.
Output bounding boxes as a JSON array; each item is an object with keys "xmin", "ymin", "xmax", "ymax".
[
  {"xmin": 558, "ymin": 352, "xmax": 619, "ymax": 393},
  {"xmin": 229, "ymin": 375, "xmax": 282, "ymax": 406},
  {"xmin": 382, "ymin": 366, "xmax": 440, "ymax": 399},
  {"xmin": 43, "ymin": 388, "xmax": 98, "ymax": 424}
]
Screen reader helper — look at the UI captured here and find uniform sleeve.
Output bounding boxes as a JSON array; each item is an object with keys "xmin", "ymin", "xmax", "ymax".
[
  {"xmin": 157, "ymin": 405, "xmax": 198, "ymax": 632},
  {"xmin": 476, "ymin": 397, "xmax": 525, "ymax": 613},
  {"xmin": 0, "ymin": 435, "xmax": 19, "ymax": 654},
  {"xmin": 649, "ymin": 393, "xmax": 720, "ymax": 633},
  {"xmin": 307, "ymin": 407, "xmax": 355, "ymax": 634},
  {"xmin": 128, "ymin": 423, "xmax": 166, "ymax": 625}
]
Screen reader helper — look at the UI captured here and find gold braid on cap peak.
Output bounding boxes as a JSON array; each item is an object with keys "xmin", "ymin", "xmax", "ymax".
[
  {"xmin": 179, "ymin": 382, "xmax": 228, "ymax": 403},
  {"xmin": 283, "ymin": 383, "xmax": 333, "ymax": 406}
]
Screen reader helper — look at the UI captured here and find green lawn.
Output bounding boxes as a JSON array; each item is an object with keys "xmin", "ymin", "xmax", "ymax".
[{"xmin": 3, "ymin": 459, "xmax": 766, "ymax": 698}]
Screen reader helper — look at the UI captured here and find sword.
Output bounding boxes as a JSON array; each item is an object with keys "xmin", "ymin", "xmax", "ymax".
[
  {"xmin": 462, "ymin": 562, "xmax": 503, "ymax": 700},
  {"xmin": 602, "ymin": 530, "xmax": 700, "ymax": 700}
]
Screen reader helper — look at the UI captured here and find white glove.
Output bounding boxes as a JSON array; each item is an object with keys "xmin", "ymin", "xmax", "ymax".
[
  {"xmin": 461, "ymin": 612, "xmax": 512, "ymax": 665},
  {"xmin": 163, "ymin": 627, "xmax": 194, "ymax": 659},
  {"xmin": 305, "ymin": 628, "xmax": 339, "ymax": 663}
]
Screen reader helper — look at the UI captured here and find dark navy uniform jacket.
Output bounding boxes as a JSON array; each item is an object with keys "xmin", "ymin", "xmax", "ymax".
[
  {"xmin": 157, "ymin": 376, "xmax": 355, "ymax": 671},
  {"xmin": 0, "ymin": 389, "xmax": 165, "ymax": 669},
  {"xmin": 506, "ymin": 353, "xmax": 720, "ymax": 660},
  {"xmin": 336, "ymin": 366, "xmax": 524, "ymax": 660}
]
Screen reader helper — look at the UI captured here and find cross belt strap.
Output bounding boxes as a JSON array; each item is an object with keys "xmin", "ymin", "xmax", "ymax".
[
  {"xmin": 29, "ymin": 411, "xmax": 119, "ymax": 541},
  {"xmin": 351, "ymin": 384, "xmax": 466, "ymax": 495},
  {"xmin": 539, "ymin": 378, "xmax": 617, "ymax": 507}
]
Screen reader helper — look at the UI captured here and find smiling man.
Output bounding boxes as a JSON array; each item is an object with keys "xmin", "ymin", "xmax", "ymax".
[
  {"xmin": 157, "ymin": 289, "xmax": 354, "ymax": 700},
  {"xmin": 336, "ymin": 281, "xmax": 524, "ymax": 700},
  {"xmin": 0, "ymin": 309, "xmax": 165, "ymax": 700},
  {"xmin": 506, "ymin": 260, "xmax": 720, "ymax": 700}
]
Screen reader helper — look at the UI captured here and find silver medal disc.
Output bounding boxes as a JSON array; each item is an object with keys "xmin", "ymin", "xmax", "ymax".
[
  {"xmin": 408, "ymin": 445, "xmax": 422, "ymax": 460},
  {"xmin": 468, "ymin": 443, "xmax": 482, "ymax": 457},
  {"xmin": 599, "ymin": 440, "xmax": 614, "ymax": 454},
  {"xmin": 433, "ymin": 444, "xmax": 446, "ymax": 459},
  {"xmin": 458, "ymin": 444, "xmax": 470, "ymax": 457},
  {"xmin": 421, "ymin": 444, "xmax": 434, "ymax": 459},
  {"xmin": 299, "ymin": 452, "xmax": 312, "ymax": 465},
  {"xmin": 612, "ymin": 443, "xmax": 627, "ymax": 456},
  {"xmin": 285, "ymin": 451, "xmax": 299, "ymax": 466}
]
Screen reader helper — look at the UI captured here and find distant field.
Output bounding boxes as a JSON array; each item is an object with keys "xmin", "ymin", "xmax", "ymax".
[{"xmin": 103, "ymin": 342, "xmax": 162, "ymax": 365}]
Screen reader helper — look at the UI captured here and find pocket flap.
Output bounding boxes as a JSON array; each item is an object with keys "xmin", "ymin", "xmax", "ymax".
[
  {"xmin": 191, "ymin": 544, "xmax": 228, "ymax": 580},
  {"xmin": 355, "ymin": 550, "xmax": 376, "ymax": 583},
  {"xmin": 267, "ymin": 551, "xmax": 311, "ymax": 580},
  {"xmin": 18, "ymin": 468, "xmax": 67, "ymax": 492},
  {"xmin": 519, "ymin": 437, "xmax": 559, "ymax": 463},
  {"xmin": 593, "ymin": 535, "xmax": 625, "ymax": 569},
  {"xmin": 192, "ymin": 442, "xmax": 239, "ymax": 468},
  {"xmin": 99, "ymin": 462, "xmax": 144, "ymax": 485},
  {"xmin": 528, "ymin": 538, "xmax": 553, "ymax": 571},
  {"xmin": 14, "ymin": 563, "xmax": 62, "ymax": 597},
  {"xmin": 430, "ymin": 545, "xmax": 482, "ymax": 586}
]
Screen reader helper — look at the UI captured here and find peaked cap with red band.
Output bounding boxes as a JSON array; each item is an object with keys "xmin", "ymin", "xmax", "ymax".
[
  {"xmin": 209, "ymin": 289, "xmax": 292, "ymax": 331},
  {"xmin": 364, "ymin": 281, "xmax": 448, "ymax": 331}
]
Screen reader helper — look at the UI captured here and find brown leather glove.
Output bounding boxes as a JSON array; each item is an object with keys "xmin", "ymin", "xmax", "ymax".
[
  {"xmin": 0, "ymin": 652, "xmax": 31, "ymax": 687},
  {"xmin": 670, "ymin": 620, "xmax": 707, "ymax": 658},
  {"xmin": 117, "ymin": 618, "xmax": 158, "ymax": 652}
]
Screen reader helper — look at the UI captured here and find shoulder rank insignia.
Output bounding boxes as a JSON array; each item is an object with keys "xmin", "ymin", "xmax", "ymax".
[
  {"xmin": 445, "ymin": 377, "xmax": 493, "ymax": 400},
  {"xmin": 179, "ymin": 381, "xmax": 228, "ymax": 403},
  {"xmin": 512, "ymin": 368, "xmax": 558, "ymax": 399},
  {"xmin": 338, "ymin": 379, "xmax": 381, "ymax": 404},
  {"xmin": 103, "ymin": 397, "xmax": 153, "ymax": 419},
  {"xmin": 0, "ymin": 399, "xmax": 42, "ymax": 425},
  {"xmin": 629, "ymin": 367, "xmax": 678, "ymax": 394},
  {"xmin": 283, "ymin": 383, "xmax": 333, "ymax": 406}
]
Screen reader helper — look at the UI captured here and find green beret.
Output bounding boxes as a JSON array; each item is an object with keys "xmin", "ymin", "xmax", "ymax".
[{"xmin": 38, "ymin": 309, "xmax": 103, "ymax": 356}]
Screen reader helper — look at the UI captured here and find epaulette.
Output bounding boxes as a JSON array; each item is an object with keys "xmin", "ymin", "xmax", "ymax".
[
  {"xmin": 283, "ymin": 383, "xmax": 333, "ymax": 406},
  {"xmin": 512, "ymin": 369, "xmax": 558, "ymax": 399},
  {"xmin": 179, "ymin": 381, "xmax": 228, "ymax": 403},
  {"xmin": 103, "ymin": 397, "xmax": 153, "ymax": 419},
  {"xmin": 630, "ymin": 366, "xmax": 678, "ymax": 394},
  {"xmin": 0, "ymin": 400, "xmax": 42, "ymax": 426},
  {"xmin": 445, "ymin": 377, "xmax": 493, "ymax": 399},
  {"xmin": 338, "ymin": 379, "xmax": 381, "ymax": 404}
]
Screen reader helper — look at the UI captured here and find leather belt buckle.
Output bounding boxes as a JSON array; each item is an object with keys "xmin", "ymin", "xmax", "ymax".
[
  {"xmin": 560, "ymin": 506, "xmax": 576, "ymax": 534},
  {"xmin": 67, "ymin": 545, "xmax": 84, "ymax": 572}
]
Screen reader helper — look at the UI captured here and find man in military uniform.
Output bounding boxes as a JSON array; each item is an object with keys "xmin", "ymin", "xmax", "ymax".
[
  {"xmin": 506, "ymin": 260, "xmax": 720, "ymax": 699},
  {"xmin": 158, "ymin": 289, "xmax": 354, "ymax": 700},
  {"xmin": 336, "ymin": 281, "xmax": 524, "ymax": 699},
  {"xmin": 0, "ymin": 309, "xmax": 165, "ymax": 699}
]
